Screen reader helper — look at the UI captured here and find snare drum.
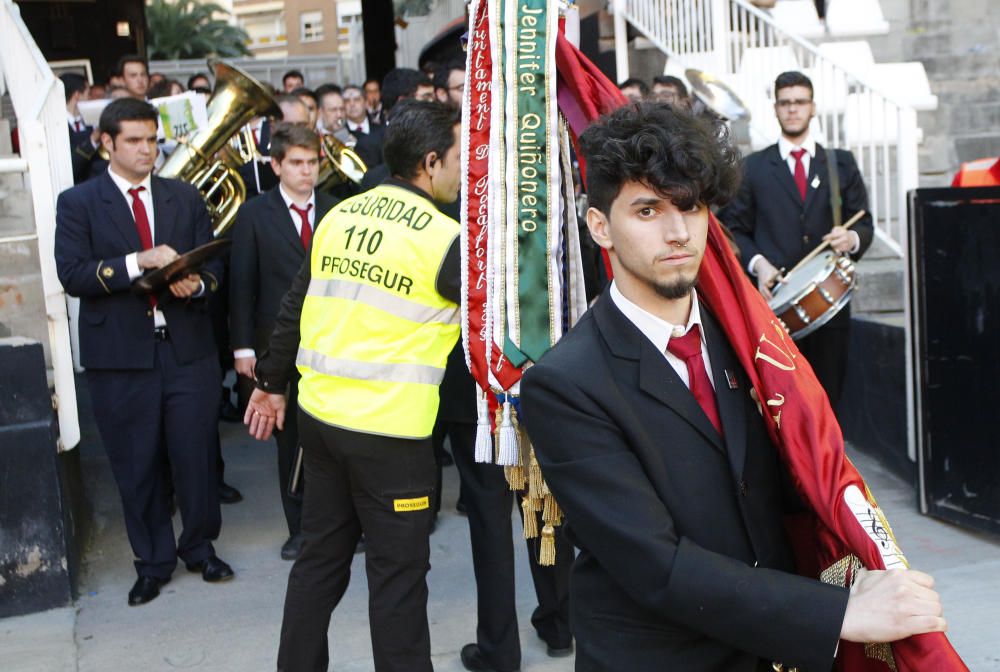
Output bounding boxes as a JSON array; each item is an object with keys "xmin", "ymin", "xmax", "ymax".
[{"xmin": 768, "ymin": 251, "xmax": 857, "ymax": 340}]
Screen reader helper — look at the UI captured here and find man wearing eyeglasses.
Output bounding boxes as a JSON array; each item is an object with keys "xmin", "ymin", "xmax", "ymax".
[
  {"xmin": 718, "ymin": 70, "xmax": 873, "ymax": 408},
  {"xmin": 433, "ymin": 60, "xmax": 466, "ymax": 111}
]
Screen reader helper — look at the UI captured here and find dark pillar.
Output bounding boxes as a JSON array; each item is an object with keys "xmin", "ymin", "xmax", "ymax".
[
  {"xmin": 0, "ymin": 338, "xmax": 75, "ymax": 618},
  {"xmin": 362, "ymin": 0, "xmax": 396, "ymax": 84}
]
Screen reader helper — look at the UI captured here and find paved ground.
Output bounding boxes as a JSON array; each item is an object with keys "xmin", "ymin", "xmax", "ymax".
[{"xmin": 2, "ymin": 415, "xmax": 999, "ymax": 671}]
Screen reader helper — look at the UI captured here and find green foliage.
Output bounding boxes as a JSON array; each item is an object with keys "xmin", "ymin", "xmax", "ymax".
[
  {"xmin": 394, "ymin": 0, "xmax": 435, "ymax": 17},
  {"xmin": 146, "ymin": 0, "xmax": 252, "ymax": 60}
]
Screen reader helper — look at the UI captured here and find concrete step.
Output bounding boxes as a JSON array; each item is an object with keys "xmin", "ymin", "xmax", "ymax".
[{"xmin": 853, "ymin": 256, "xmax": 904, "ymax": 314}]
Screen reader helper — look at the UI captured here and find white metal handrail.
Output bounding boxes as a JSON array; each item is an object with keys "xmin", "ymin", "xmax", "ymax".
[
  {"xmin": 615, "ymin": 0, "xmax": 919, "ymax": 258},
  {"xmin": 0, "ymin": 0, "xmax": 80, "ymax": 450}
]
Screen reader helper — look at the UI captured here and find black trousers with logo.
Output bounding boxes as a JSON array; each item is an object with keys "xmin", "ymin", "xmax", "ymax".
[{"xmin": 277, "ymin": 411, "xmax": 436, "ymax": 672}]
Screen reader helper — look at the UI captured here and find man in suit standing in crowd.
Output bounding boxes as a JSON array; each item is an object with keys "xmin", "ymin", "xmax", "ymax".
[
  {"xmin": 719, "ymin": 71, "xmax": 872, "ymax": 406},
  {"xmin": 55, "ymin": 98, "xmax": 234, "ymax": 607},
  {"xmin": 229, "ymin": 123, "xmax": 337, "ymax": 561},
  {"xmin": 344, "ymin": 84, "xmax": 385, "ymax": 169},
  {"xmin": 62, "ymin": 72, "xmax": 99, "ymax": 184},
  {"xmin": 520, "ymin": 102, "xmax": 945, "ymax": 672}
]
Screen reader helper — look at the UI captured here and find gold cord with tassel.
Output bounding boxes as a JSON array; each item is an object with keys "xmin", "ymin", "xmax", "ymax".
[
  {"xmin": 521, "ymin": 496, "xmax": 538, "ymax": 539},
  {"xmin": 539, "ymin": 524, "xmax": 556, "ymax": 566}
]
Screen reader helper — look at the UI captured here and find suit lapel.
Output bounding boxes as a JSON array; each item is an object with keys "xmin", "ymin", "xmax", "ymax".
[
  {"xmin": 593, "ymin": 294, "xmax": 726, "ymax": 454},
  {"xmin": 150, "ymin": 177, "xmax": 175, "ymax": 246},
  {"xmin": 802, "ymin": 145, "xmax": 827, "ymax": 216},
  {"xmin": 269, "ymin": 188, "xmax": 306, "ymax": 255},
  {"xmin": 701, "ymin": 308, "xmax": 748, "ymax": 480},
  {"xmin": 98, "ymin": 172, "xmax": 142, "ymax": 250},
  {"xmin": 769, "ymin": 145, "xmax": 803, "ymax": 209}
]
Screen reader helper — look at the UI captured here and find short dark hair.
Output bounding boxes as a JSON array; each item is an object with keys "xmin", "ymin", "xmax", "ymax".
[
  {"xmin": 187, "ymin": 72, "xmax": 210, "ymax": 90},
  {"xmin": 774, "ymin": 71, "xmax": 813, "ymax": 99},
  {"xmin": 363, "ymin": 78, "xmax": 380, "ymax": 89},
  {"xmin": 383, "ymin": 100, "xmax": 460, "ymax": 179},
  {"xmin": 619, "ymin": 78, "xmax": 649, "ymax": 95},
  {"xmin": 147, "ymin": 79, "xmax": 181, "ymax": 99},
  {"xmin": 653, "ymin": 75, "xmax": 689, "ymax": 98},
  {"xmin": 579, "ymin": 102, "xmax": 741, "ymax": 217},
  {"xmin": 291, "ymin": 87, "xmax": 318, "ymax": 105},
  {"xmin": 116, "ymin": 54, "xmax": 147, "ymax": 76},
  {"xmin": 433, "ymin": 60, "xmax": 465, "ymax": 91},
  {"xmin": 99, "ymin": 97, "xmax": 159, "ymax": 139},
  {"xmin": 380, "ymin": 68, "xmax": 432, "ymax": 114},
  {"xmin": 270, "ymin": 122, "xmax": 321, "ymax": 163},
  {"xmin": 282, "ymin": 69, "xmax": 305, "ymax": 85},
  {"xmin": 61, "ymin": 73, "xmax": 88, "ymax": 101},
  {"xmin": 343, "ymin": 83, "xmax": 363, "ymax": 95},
  {"xmin": 315, "ymin": 83, "xmax": 343, "ymax": 103}
]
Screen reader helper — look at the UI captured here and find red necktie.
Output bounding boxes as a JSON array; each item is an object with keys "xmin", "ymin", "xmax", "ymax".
[
  {"xmin": 667, "ymin": 325, "xmax": 723, "ymax": 436},
  {"xmin": 128, "ymin": 186, "xmax": 156, "ymax": 307},
  {"xmin": 74, "ymin": 119, "xmax": 83, "ymax": 132},
  {"xmin": 791, "ymin": 148, "xmax": 808, "ymax": 201},
  {"xmin": 290, "ymin": 203, "xmax": 313, "ymax": 249}
]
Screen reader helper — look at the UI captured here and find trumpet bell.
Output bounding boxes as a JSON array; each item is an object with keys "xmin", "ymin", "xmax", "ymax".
[
  {"xmin": 685, "ymin": 69, "xmax": 751, "ymax": 122},
  {"xmin": 318, "ymin": 133, "xmax": 368, "ymax": 189}
]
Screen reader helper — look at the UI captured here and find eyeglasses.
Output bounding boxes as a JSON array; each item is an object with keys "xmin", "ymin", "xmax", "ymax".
[{"xmin": 775, "ymin": 98, "xmax": 813, "ymax": 109}]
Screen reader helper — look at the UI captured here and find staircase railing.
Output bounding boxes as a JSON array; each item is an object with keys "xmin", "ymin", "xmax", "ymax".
[
  {"xmin": 614, "ymin": 0, "xmax": 918, "ymax": 258},
  {"xmin": 0, "ymin": 0, "xmax": 80, "ymax": 450}
]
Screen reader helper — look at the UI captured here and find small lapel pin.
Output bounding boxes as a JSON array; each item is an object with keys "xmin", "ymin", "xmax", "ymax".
[
  {"xmin": 725, "ymin": 369, "xmax": 739, "ymax": 390},
  {"xmin": 811, "ymin": 175, "xmax": 821, "ymax": 189}
]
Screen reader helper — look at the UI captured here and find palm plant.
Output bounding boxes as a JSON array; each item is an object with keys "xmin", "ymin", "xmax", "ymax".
[{"xmin": 146, "ymin": 0, "xmax": 251, "ymax": 60}]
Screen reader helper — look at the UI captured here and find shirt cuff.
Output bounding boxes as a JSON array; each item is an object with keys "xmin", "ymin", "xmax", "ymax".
[
  {"xmin": 849, "ymin": 231, "xmax": 861, "ymax": 255},
  {"xmin": 125, "ymin": 252, "xmax": 143, "ymax": 281},
  {"xmin": 748, "ymin": 253, "xmax": 764, "ymax": 276},
  {"xmin": 234, "ymin": 348, "xmax": 256, "ymax": 359}
]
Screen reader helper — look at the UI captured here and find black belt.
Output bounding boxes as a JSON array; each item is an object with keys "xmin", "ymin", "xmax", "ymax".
[{"xmin": 153, "ymin": 326, "xmax": 170, "ymax": 342}]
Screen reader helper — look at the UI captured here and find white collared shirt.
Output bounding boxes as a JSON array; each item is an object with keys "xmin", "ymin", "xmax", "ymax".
[
  {"xmin": 278, "ymin": 185, "xmax": 316, "ymax": 236},
  {"xmin": 67, "ymin": 113, "xmax": 86, "ymax": 132},
  {"xmin": 109, "ymin": 167, "xmax": 167, "ymax": 327},
  {"xmin": 609, "ymin": 281, "xmax": 715, "ymax": 390},
  {"xmin": 778, "ymin": 133, "xmax": 816, "ymax": 179},
  {"xmin": 348, "ymin": 117, "xmax": 371, "ymax": 135}
]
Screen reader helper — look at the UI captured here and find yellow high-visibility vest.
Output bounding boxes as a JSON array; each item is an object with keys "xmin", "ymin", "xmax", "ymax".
[{"xmin": 296, "ymin": 182, "xmax": 460, "ymax": 439}]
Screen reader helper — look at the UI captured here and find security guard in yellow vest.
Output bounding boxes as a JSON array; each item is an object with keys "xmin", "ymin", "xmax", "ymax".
[{"xmin": 244, "ymin": 101, "xmax": 463, "ymax": 672}]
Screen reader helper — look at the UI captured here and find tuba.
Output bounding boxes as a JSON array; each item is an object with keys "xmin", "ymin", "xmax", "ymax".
[
  {"xmin": 317, "ymin": 131, "xmax": 368, "ymax": 190},
  {"xmin": 157, "ymin": 60, "xmax": 280, "ymax": 237}
]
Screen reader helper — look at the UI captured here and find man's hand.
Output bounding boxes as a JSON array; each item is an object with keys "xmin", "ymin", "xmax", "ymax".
[
  {"xmin": 823, "ymin": 226, "xmax": 858, "ymax": 254},
  {"xmin": 234, "ymin": 355, "xmax": 257, "ymax": 380},
  {"xmin": 136, "ymin": 244, "xmax": 180, "ymax": 270},
  {"xmin": 245, "ymin": 388, "xmax": 286, "ymax": 441},
  {"xmin": 754, "ymin": 257, "xmax": 783, "ymax": 301},
  {"xmin": 840, "ymin": 569, "xmax": 946, "ymax": 643},
  {"xmin": 168, "ymin": 273, "xmax": 201, "ymax": 298}
]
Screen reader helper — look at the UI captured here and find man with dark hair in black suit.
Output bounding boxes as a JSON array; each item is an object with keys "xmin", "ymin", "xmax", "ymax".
[
  {"xmin": 61, "ymin": 72, "xmax": 101, "ymax": 184},
  {"xmin": 718, "ymin": 70, "xmax": 873, "ymax": 406},
  {"xmin": 229, "ymin": 123, "xmax": 337, "ymax": 561},
  {"xmin": 55, "ymin": 98, "xmax": 235, "ymax": 607}
]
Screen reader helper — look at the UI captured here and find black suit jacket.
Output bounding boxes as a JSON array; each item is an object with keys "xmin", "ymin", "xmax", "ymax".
[
  {"xmin": 70, "ymin": 132, "xmax": 108, "ymax": 184},
  {"xmin": 351, "ymin": 122, "xmax": 385, "ymax": 169},
  {"xmin": 228, "ymin": 187, "xmax": 337, "ymax": 353},
  {"xmin": 55, "ymin": 173, "xmax": 221, "ymax": 369},
  {"xmin": 520, "ymin": 293, "xmax": 848, "ymax": 672}
]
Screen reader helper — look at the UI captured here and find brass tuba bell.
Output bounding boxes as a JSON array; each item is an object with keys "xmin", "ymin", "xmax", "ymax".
[{"xmin": 157, "ymin": 60, "xmax": 280, "ymax": 237}]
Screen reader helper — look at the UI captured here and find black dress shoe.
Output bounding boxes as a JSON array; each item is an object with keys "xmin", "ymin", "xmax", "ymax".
[
  {"xmin": 441, "ymin": 449, "xmax": 454, "ymax": 466},
  {"xmin": 185, "ymin": 555, "xmax": 235, "ymax": 582},
  {"xmin": 460, "ymin": 643, "xmax": 517, "ymax": 672},
  {"xmin": 456, "ymin": 499, "xmax": 468, "ymax": 515},
  {"xmin": 537, "ymin": 633, "xmax": 574, "ymax": 658},
  {"xmin": 280, "ymin": 533, "xmax": 304, "ymax": 561},
  {"xmin": 128, "ymin": 575, "xmax": 169, "ymax": 606},
  {"xmin": 218, "ymin": 482, "xmax": 243, "ymax": 504}
]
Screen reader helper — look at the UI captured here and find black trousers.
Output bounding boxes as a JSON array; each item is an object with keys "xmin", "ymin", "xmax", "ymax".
[
  {"xmin": 274, "ymin": 375, "xmax": 304, "ymax": 537},
  {"xmin": 86, "ymin": 340, "xmax": 221, "ymax": 579},
  {"xmin": 443, "ymin": 420, "xmax": 573, "ymax": 672},
  {"xmin": 277, "ymin": 411, "xmax": 436, "ymax": 672},
  {"xmin": 796, "ymin": 322, "xmax": 849, "ymax": 408}
]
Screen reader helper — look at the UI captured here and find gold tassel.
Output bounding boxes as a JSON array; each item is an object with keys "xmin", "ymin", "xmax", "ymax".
[
  {"xmin": 528, "ymin": 452, "xmax": 545, "ymax": 501},
  {"xmin": 542, "ymin": 493, "xmax": 561, "ymax": 526},
  {"xmin": 504, "ymin": 464, "xmax": 527, "ymax": 491},
  {"xmin": 521, "ymin": 496, "xmax": 538, "ymax": 539},
  {"xmin": 539, "ymin": 524, "xmax": 556, "ymax": 566}
]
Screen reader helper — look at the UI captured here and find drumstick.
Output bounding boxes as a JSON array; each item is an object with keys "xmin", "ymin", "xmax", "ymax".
[{"xmin": 786, "ymin": 210, "xmax": 867, "ymax": 277}]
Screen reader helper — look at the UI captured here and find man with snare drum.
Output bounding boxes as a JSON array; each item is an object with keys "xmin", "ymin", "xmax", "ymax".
[{"xmin": 719, "ymin": 70, "xmax": 873, "ymax": 406}]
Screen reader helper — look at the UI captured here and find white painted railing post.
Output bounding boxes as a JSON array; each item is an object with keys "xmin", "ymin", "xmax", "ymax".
[
  {"xmin": 710, "ymin": 0, "xmax": 730, "ymax": 75},
  {"xmin": 896, "ymin": 107, "xmax": 919, "ymax": 247},
  {"xmin": 614, "ymin": 0, "xmax": 629, "ymax": 83}
]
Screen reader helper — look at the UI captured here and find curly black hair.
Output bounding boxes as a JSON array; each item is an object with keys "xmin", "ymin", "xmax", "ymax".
[{"xmin": 579, "ymin": 102, "xmax": 741, "ymax": 216}]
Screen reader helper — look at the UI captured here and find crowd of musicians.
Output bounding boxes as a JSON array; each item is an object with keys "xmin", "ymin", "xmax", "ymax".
[{"xmin": 52, "ymin": 50, "xmax": 955, "ymax": 672}]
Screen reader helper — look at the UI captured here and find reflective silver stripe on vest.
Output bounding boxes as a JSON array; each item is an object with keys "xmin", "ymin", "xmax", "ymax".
[
  {"xmin": 296, "ymin": 348, "xmax": 446, "ymax": 386},
  {"xmin": 306, "ymin": 277, "xmax": 459, "ymax": 324}
]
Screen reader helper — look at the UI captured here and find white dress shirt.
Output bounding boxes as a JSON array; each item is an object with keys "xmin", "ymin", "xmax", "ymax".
[
  {"xmin": 609, "ymin": 281, "xmax": 715, "ymax": 390},
  {"xmin": 234, "ymin": 186, "xmax": 317, "ymax": 361},
  {"xmin": 67, "ymin": 112, "xmax": 86, "ymax": 133},
  {"xmin": 347, "ymin": 117, "xmax": 371, "ymax": 135}
]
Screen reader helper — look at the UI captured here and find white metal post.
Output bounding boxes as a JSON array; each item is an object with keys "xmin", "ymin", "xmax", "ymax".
[{"xmin": 613, "ymin": 0, "xmax": 629, "ymax": 84}]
